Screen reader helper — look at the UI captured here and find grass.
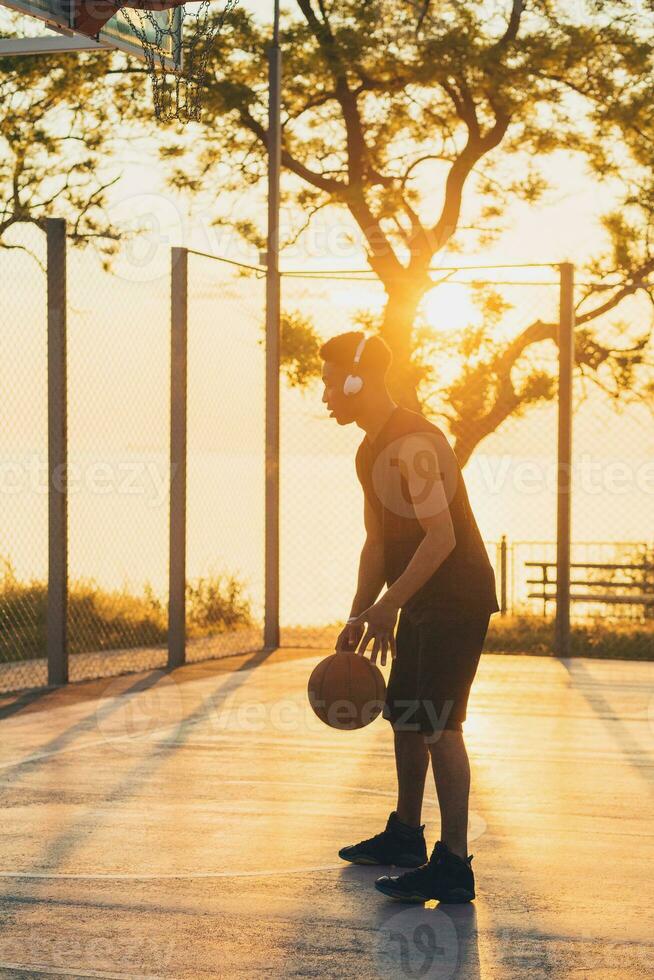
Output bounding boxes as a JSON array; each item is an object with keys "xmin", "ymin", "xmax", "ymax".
[
  {"xmin": 282, "ymin": 612, "xmax": 654, "ymax": 661},
  {"xmin": 485, "ymin": 612, "xmax": 654, "ymax": 661},
  {"xmin": 0, "ymin": 555, "xmax": 253, "ymax": 664},
  {"xmin": 2, "ymin": 553, "xmax": 652, "ymax": 665}
]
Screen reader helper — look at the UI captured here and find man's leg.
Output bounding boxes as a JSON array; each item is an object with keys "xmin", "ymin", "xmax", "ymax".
[
  {"xmin": 427, "ymin": 729, "xmax": 470, "ymax": 860},
  {"xmin": 394, "ymin": 729, "xmax": 430, "ymax": 827}
]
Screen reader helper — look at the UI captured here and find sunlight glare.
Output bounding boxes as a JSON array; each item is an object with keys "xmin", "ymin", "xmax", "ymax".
[{"xmin": 422, "ymin": 283, "xmax": 479, "ymax": 332}]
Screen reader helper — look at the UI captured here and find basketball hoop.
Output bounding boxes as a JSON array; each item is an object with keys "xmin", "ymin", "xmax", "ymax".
[
  {"xmin": 124, "ymin": 0, "xmax": 238, "ymax": 122},
  {"xmin": 74, "ymin": 0, "xmax": 238, "ymax": 122}
]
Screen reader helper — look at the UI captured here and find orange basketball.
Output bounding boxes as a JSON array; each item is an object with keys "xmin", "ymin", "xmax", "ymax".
[{"xmin": 307, "ymin": 651, "xmax": 387, "ymax": 730}]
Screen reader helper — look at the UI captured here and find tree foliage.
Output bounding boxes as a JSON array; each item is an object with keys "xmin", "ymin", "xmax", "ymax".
[
  {"xmin": 167, "ymin": 0, "xmax": 654, "ymax": 461},
  {"xmin": 0, "ymin": 36, "xmax": 149, "ymax": 264},
  {"xmin": 2, "ymin": 2, "xmax": 653, "ymax": 464}
]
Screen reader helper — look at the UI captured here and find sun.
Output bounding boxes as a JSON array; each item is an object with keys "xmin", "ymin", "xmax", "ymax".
[{"xmin": 422, "ymin": 282, "xmax": 480, "ymax": 332}]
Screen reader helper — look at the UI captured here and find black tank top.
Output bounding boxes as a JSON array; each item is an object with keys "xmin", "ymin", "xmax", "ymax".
[{"xmin": 355, "ymin": 405, "xmax": 500, "ymax": 622}]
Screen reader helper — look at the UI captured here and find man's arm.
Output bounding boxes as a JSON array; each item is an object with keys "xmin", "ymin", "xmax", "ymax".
[
  {"xmin": 381, "ymin": 433, "xmax": 456, "ymax": 610},
  {"xmin": 349, "ymin": 495, "xmax": 387, "ymax": 618},
  {"xmin": 336, "ymin": 491, "xmax": 387, "ymax": 652},
  {"xmin": 350, "ymin": 433, "xmax": 455, "ymax": 661}
]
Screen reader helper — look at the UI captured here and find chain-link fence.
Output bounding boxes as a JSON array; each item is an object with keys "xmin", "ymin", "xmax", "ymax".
[
  {"xmin": 0, "ymin": 229, "xmax": 267, "ymax": 694},
  {"xmin": 185, "ymin": 251, "xmax": 265, "ymax": 662},
  {"xmin": 0, "ymin": 228, "xmax": 49, "ymax": 693},
  {"xmin": 1, "ymin": 234, "xmax": 652, "ymax": 695},
  {"xmin": 66, "ymin": 240, "xmax": 171, "ymax": 683}
]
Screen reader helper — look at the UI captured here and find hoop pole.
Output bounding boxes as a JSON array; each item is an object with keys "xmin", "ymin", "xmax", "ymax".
[{"xmin": 264, "ymin": 0, "xmax": 281, "ymax": 650}]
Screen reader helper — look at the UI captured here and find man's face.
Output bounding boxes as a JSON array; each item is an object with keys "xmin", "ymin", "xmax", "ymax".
[{"xmin": 321, "ymin": 360, "xmax": 359, "ymax": 425}]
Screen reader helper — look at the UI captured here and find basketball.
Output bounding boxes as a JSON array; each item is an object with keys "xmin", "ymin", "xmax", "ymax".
[{"xmin": 307, "ymin": 651, "xmax": 387, "ymax": 730}]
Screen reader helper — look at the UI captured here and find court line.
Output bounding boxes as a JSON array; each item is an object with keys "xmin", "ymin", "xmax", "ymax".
[
  {"xmin": 0, "ymin": 863, "xmax": 344, "ymax": 880},
  {"xmin": 0, "ymin": 964, "xmax": 161, "ymax": 979},
  {"xmin": 0, "ymin": 729, "xmax": 391, "ymax": 773},
  {"xmin": 0, "ymin": 776, "xmax": 395, "ymax": 880},
  {"xmin": 0, "ymin": 777, "xmax": 487, "ymax": 880}
]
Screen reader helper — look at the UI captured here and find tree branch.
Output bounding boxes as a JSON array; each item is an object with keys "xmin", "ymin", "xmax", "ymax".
[
  {"xmin": 427, "ymin": 110, "xmax": 510, "ymax": 257},
  {"xmin": 239, "ymin": 106, "xmax": 344, "ymax": 195},
  {"xmin": 495, "ymin": 0, "xmax": 524, "ymax": 49},
  {"xmin": 575, "ymin": 259, "xmax": 654, "ymax": 324}
]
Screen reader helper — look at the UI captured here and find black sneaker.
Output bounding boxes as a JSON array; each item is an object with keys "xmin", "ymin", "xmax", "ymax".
[
  {"xmin": 338, "ymin": 811, "xmax": 427, "ymax": 867},
  {"xmin": 374, "ymin": 840, "xmax": 475, "ymax": 903}
]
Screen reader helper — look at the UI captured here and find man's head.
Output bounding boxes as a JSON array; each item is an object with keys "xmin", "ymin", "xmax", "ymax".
[{"xmin": 320, "ymin": 331, "xmax": 393, "ymax": 426}]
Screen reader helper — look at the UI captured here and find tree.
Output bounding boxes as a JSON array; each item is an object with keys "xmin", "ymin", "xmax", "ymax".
[
  {"xmin": 168, "ymin": 0, "xmax": 654, "ymax": 463},
  {"xmin": 0, "ymin": 36, "xmax": 149, "ymax": 266}
]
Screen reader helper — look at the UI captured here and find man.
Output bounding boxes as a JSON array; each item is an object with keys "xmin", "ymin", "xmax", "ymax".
[{"xmin": 320, "ymin": 330, "xmax": 500, "ymax": 904}]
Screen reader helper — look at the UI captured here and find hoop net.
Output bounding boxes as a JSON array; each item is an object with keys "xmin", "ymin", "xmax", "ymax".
[{"xmin": 118, "ymin": 0, "xmax": 238, "ymax": 122}]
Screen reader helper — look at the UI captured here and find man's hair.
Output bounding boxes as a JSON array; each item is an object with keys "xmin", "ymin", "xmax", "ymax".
[{"xmin": 319, "ymin": 331, "xmax": 393, "ymax": 381}]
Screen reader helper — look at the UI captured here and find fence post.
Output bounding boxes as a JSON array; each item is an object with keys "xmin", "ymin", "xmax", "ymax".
[
  {"xmin": 499, "ymin": 535, "xmax": 507, "ymax": 617},
  {"xmin": 46, "ymin": 219, "xmax": 68, "ymax": 686},
  {"xmin": 556, "ymin": 262, "xmax": 574, "ymax": 656},
  {"xmin": 168, "ymin": 247, "xmax": 188, "ymax": 669},
  {"xmin": 264, "ymin": 4, "xmax": 281, "ymax": 651}
]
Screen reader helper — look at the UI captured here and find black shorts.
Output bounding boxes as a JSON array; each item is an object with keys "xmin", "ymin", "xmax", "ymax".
[{"xmin": 382, "ymin": 607, "xmax": 491, "ymax": 736}]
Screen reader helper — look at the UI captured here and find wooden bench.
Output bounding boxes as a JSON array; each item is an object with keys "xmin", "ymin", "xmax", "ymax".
[{"xmin": 525, "ymin": 560, "xmax": 654, "ymax": 616}]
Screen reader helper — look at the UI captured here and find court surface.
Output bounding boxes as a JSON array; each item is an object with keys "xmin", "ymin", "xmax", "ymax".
[{"xmin": 0, "ymin": 646, "xmax": 652, "ymax": 979}]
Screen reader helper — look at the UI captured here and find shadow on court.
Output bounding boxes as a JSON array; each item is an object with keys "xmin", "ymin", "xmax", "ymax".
[{"xmin": 0, "ymin": 647, "xmax": 651, "ymax": 978}]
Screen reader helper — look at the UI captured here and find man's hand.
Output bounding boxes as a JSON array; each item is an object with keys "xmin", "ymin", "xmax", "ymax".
[
  {"xmin": 349, "ymin": 596, "xmax": 399, "ymax": 666},
  {"xmin": 335, "ymin": 620, "xmax": 365, "ymax": 652}
]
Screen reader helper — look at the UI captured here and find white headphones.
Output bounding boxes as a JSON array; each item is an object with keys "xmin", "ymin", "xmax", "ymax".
[{"xmin": 343, "ymin": 335, "xmax": 368, "ymax": 396}]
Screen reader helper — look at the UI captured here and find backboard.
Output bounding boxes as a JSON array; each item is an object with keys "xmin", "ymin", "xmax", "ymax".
[{"xmin": 0, "ymin": 0, "xmax": 182, "ymax": 69}]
